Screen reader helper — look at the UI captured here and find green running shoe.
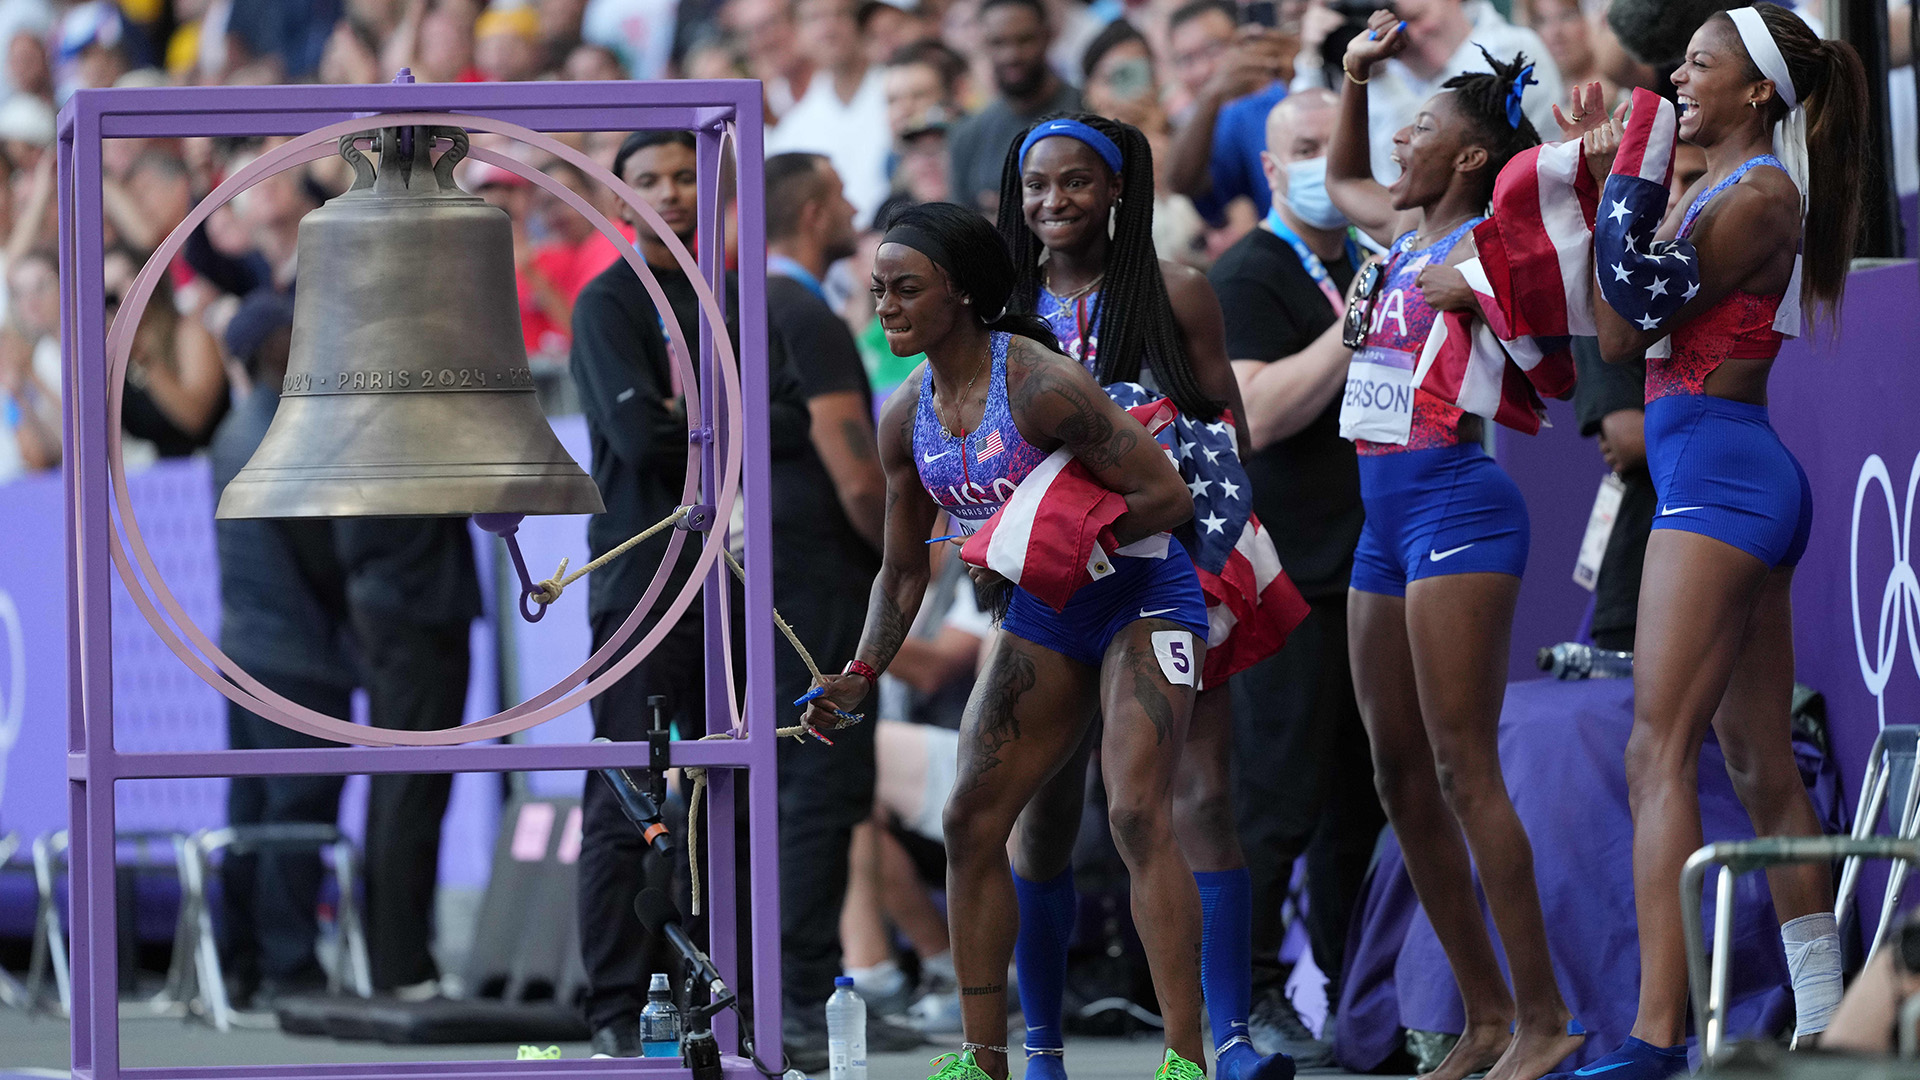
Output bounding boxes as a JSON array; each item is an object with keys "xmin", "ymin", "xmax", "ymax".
[
  {"xmin": 926, "ymin": 1050, "xmax": 994, "ymax": 1080},
  {"xmin": 1154, "ymin": 1049, "xmax": 1205, "ymax": 1080}
]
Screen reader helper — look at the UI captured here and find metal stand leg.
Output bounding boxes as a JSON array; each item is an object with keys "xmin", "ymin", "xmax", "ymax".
[
  {"xmin": 28, "ymin": 830, "xmax": 71, "ymax": 1017},
  {"xmin": 1684, "ymin": 835, "xmax": 1920, "ymax": 1065}
]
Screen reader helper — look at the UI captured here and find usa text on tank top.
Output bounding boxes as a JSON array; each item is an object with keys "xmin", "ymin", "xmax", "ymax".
[
  {"xmin": 912, "ymin": 331, "xmax": 1051, "ymax": 534},
  {"xmin": 1354, "ymin": 219, "xmax": 1481, "ymax": 455}
]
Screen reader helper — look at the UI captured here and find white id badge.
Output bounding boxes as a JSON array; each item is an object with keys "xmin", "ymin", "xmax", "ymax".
[
  {"xmin": 1573, "ymin": 473, "xmax": 1626, "ymax": 591},
  {"xmin": 1339, "ymin": 345, "xmax": 1416, "ymax": 445}
]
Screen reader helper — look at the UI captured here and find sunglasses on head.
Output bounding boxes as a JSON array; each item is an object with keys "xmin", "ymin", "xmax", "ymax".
[{"xmin": 1342, "ymin": 258, "xmax": 1385, "ymax": 349}]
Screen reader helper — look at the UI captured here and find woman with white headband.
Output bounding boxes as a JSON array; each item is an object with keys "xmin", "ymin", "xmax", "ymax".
[{"xmin": 1548, "ymin": 5, "xmax": 1869, "ymax": 1079}]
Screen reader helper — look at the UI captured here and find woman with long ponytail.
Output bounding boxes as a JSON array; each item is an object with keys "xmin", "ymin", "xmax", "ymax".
[
  {"xmin": 1547, "ymin": 6, "xmax": 1868, "ymax": 1080},
  {"xmin": 989, "ymin": 111, "xmax": 1300, "ymax": 1080}
]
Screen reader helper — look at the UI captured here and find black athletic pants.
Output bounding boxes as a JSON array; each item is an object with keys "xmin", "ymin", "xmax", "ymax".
[
  {"xmin": 223, "ymin": 673, "xmax": 351, "ymax": 991},
  {"xmin": 1230, "ymin": 595, "xmax": 1384, "ymax": 1004},
  {"xmin": 578, "ymin": 608, "xmax": 720, "ymax": 1031},
  {"xmin": 355, "ymin": 614, "xmax": 472, "ymax": 992}
]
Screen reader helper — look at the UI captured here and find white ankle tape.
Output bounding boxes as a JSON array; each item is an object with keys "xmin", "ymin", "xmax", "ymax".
[{"xmin": 1781, "ymin": 912, "xmax": 1843, "ymax": 1037}]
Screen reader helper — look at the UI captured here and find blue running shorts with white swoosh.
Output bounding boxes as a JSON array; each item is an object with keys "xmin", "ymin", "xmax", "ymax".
[
  {"xmin": 1645, "ymin": 393, "xmax": 1812, "ymax": 567},
  {"xmin": 1000, "ymin": 544, "xmax": 1210, "ymax": 668},
  {"xmin": 1350, "ymin": 442, "xmax": 1530, "ymax": 597}
]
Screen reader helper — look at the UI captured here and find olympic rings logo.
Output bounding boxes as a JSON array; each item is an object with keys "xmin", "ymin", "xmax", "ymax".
[
  {"xmin": 0, "ymin": 588, "xmax": 23, "ymax": 807},
  {"xmin": 1852, "ymin": 453, "xmax": 1920, "ymax": 728}
]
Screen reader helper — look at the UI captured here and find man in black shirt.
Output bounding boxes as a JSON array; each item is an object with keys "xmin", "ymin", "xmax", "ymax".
[
  {"xmin": 944, "ymin": 0, "xmax": 1081, "ymax": 215},
  {"xmin": 1571, "ymin": 339, "xmax": 1654, "ymax": 651},
  {"xmin": 570, "ymin": 130, "xmax": 725, "ymax": 1058},
  {"xmin": 1210, "ymin": 89, "xmax": 1383, "ymax": 1067},
  {"xmin": 763, "ymin": 152, "xmax": 919, "ymax": 1054},
  {"xmin": 568, "ymin": 131, "xmax": 820, "ymax": 1060},
  {"xmin": 212, "ymin": 289, "xmax": 354, "ymax": 1006}
]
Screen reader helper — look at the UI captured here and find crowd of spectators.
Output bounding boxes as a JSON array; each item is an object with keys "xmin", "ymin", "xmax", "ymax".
[{"xmin": 0, "ymin": 0, "xmax": 1916, "ymax": 1066}]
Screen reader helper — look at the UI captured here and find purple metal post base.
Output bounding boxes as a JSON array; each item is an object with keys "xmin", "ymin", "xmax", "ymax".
[{"xmin": 56, "ymin": 80, "xmax": 780, "ymax": 1080}]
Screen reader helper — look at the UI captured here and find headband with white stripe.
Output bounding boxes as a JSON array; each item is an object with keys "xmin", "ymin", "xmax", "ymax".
[{"xmin": 1727, "ymin": 6, "xmax": 1799, "ymax": 110}]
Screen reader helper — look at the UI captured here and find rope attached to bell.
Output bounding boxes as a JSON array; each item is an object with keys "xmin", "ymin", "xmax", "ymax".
[{"xmin": 523, "ymin": 507, "xmax": 865, "ymax": 913}]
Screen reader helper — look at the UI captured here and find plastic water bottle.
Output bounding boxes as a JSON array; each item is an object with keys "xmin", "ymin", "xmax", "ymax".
[
  {"xmin": 640, "ymin": 973, "xmax": 682, "ymax": 1058},
  {"xmin": 1537, "ymin": 642, "xmax": 1634, "ymax": 680},
  {"xmin": 826, "ymin": 977, "xmax": 867, "ymax": 1080}
]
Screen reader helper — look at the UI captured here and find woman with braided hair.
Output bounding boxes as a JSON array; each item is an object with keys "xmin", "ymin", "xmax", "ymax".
[
  {"xmin": 989, "ymin": 112, "xmax": 1297, "ymax": 1080},
  {"xmin": 802, "ymin": 201, "xmax": 1213, "ymax": 1080},
  {"xmin": 1326, "ymin": 14, "xmax": 1584, "ymax": 1080},
  {"xmin": 1543, "ymin": 7, "xmax": 1869, "ymax": 1079}
]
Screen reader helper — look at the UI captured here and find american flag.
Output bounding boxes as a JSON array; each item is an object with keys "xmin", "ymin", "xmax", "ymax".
[
  {"xmin": 976, "ymin": 428, "xmax": 1006, "ymax": 464},
  {"xmin": 959, "ymin": 390, "xmax": 1307, "ymax": 682},
  {"xmin": 1423, "ymin": 86, "xmax": 1689, "ymax": 413},
  {"xmin": 1593, "ymin": 89, "xmax": 1698, "ymax": 330},
  {"xmin": 1105, "ymin": 383, "xmax": 1309, "ymax": 683},
  {"xmin": 960, "ymin": 398, "xmax": 1177, "ymax": 612}
]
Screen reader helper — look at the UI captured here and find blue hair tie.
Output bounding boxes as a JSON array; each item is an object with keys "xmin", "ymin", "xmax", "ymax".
[
  {"xmin": 1017, "ymin": 118, "xmax": 1124, "ymax": 175},
  {"xmin": 1506, "ymin": 62, "xmax": 1537, "ymax": 129}
]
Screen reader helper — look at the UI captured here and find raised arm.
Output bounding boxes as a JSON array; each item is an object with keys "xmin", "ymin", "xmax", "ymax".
[
  {"xmin": 1163, "ymin": 259, "xmax": 1254, "ymax": 462},
  {"xmin": 800, "ymin": 375, "xmax": 942, "ymax": 729},
  {"xmin": 1007, "ymin": 339, "xmax": 1194, "ymax": 547},
  {"xmin": 1327, "ymin": 10, "xmax": 1413, "ymax": 247}
]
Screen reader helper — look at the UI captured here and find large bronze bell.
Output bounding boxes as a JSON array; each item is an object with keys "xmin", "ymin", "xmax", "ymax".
[{"xmin": 215, "ymin": 125, "xmax": 605, "ymax": 520}]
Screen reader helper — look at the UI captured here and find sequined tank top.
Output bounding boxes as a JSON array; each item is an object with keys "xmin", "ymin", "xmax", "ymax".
[
  {"xmin": 1354, "ymin": 220, "xmax": 1481, "ymax": 456},
  {"xmin": 913, "ymin": 331, "xmax": 1051, "ymax": 535},
  {"xmin": 1649, "ymin": 155, "xmax": 1788, "ymax": 401}
]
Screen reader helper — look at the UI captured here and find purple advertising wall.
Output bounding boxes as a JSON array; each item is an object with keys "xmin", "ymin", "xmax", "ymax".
[
  {"xmin": 0, "ymin": 457, "xmax": 503, "ymax": 938},
  {"xmin": 1498, "ymin": 259, "xmax": 1920, "ymax": 828}
]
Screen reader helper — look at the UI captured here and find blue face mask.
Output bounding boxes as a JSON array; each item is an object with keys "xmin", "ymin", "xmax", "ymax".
[{"xmin": 1283, "ymin": 156, "xmax": 1347, "ymax": 230}]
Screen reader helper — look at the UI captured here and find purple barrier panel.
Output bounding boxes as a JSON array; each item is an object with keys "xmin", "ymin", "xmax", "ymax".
[
  {"xmin": 0, "ymin": 455, "xmax": 506, "ymax": 939},
  {"xmin": 1497, "ymin": 395, "xmax": 1605, "ymax": 682}
]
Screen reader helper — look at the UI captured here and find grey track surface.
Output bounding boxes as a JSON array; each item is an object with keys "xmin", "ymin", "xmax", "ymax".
[{"xmin": 0, "ymin": 1013, "xmax": 1366, "ymax": 1079}]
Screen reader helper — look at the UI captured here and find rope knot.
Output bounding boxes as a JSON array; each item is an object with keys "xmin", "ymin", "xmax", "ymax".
[{"xmin": 532, "ymin": 558, "xmax": 570, "ymax": 605}]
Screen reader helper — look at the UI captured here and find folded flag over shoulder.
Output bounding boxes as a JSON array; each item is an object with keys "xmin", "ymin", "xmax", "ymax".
[
  {"xmin": 1595, "ymin": 88, "xmax": 1700, "ymax": 329},
  {"xmin": 1411, "ymin": 89, "xmax": 1688, "ymax": 432},
  {"xmin": 1409, "ymin": 133, "xmax": 1592, "ymax": 435},
  {"xmin": 961, "ymin": 386, "xmax": 1308, "ymax": 684},
  {"xmin": 959, "ymin": 397, "xmax": 1176, "ymax": 612}
]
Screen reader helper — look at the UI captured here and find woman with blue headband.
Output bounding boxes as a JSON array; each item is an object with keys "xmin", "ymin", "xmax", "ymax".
[
  {"xmin": 990, "ymin": 112, "xmax": 1298, "ymax": 1080},
  {"xmin": 802, "ymin": 201, "xmax": 1213, "ymax": 1080},
  {"xmin": 1326, "ymin": 14, "xmax": 1584, "ymax": 1080}
]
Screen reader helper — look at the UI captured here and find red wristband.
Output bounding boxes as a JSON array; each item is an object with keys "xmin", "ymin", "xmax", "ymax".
[{"xmin": 843, "ymin": 660, "xmax": 879, "ymax": 687}]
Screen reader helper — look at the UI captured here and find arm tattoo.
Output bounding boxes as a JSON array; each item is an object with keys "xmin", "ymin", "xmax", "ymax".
[
  {"xmin": 1018, "ymin": 362, "xmax": 1137, "ymax": 469},
  {"xmin": 953, "ymin": 648, "xmax": 1037, "ymax": 800},
  {"xmin": 862, "ymin": 589, "xmax": 913, "ymax": 670},
  {"xmin": 961, "ymin": 984, "xmax": 1006, "ymax": 997},
  {"xmin": 842, "ymin": 418, "xmax": 875, "ymax": 462}
]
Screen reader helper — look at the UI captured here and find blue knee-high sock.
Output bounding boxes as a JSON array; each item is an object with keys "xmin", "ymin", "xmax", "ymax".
[
  {"xmin": 1199, "ymin": 869, "xmax": 1294, "ymax": 1080},
  {"xmin": 1195, "ymin": 868, "xmax": 1254, "ymax": 1051},
  {"xmin": 1013, "ymin": 869, "xmax": 1076, "ymax": 1065}
]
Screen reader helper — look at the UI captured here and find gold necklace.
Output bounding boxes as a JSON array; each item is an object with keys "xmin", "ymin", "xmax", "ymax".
[
  {"xmin": 1044, "ymin": 268, "xmax": 1105, "ymax": 304},
  {"xmin": 940, "ymin": 348, "xmax": 990, "ymax": 442}
]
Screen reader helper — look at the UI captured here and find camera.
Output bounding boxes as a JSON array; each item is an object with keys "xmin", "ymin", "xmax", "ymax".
[{"xmin": 1319, "ymin": 0, "xmax": 1394, "ymax": 81}]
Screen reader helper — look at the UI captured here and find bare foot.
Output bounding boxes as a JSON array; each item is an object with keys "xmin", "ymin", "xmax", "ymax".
[
  {"xmin": 1482, "ymin": 1018, "xmax": 1586, "ymax": 1080},
  {"xmin": 1417, "ymin": 1021, "xmax": 1512, "ymax": 1080}
]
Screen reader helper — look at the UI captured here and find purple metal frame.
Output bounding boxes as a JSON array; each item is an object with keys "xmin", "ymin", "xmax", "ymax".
[{"xmin": 55, "ymin": 80, "xmax": 780, "ymax": 1080}]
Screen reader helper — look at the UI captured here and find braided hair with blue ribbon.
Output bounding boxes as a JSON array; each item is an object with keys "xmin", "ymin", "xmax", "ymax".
[{"xmin": 1441, "ymin": 46, "xmax": 1543, "ymax": 199}]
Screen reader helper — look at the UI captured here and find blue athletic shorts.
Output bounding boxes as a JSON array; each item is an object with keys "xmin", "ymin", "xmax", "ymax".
[
  {"xmin": 1645, "ymin": 393, "xmax": 1812, "ymax": 567},
  {"xmin": 1351, "ymin": 443, "xmax": 1530, "ymax": 597},
  {"xmin": 1001, "ymin": 543, "xmax": 1210, "ymax": 668}
]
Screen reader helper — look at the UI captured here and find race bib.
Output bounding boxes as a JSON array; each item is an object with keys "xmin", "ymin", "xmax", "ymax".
[{"xmin": 1339, "ymin": 345, "xmax": 1416, "ymax": 444}]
